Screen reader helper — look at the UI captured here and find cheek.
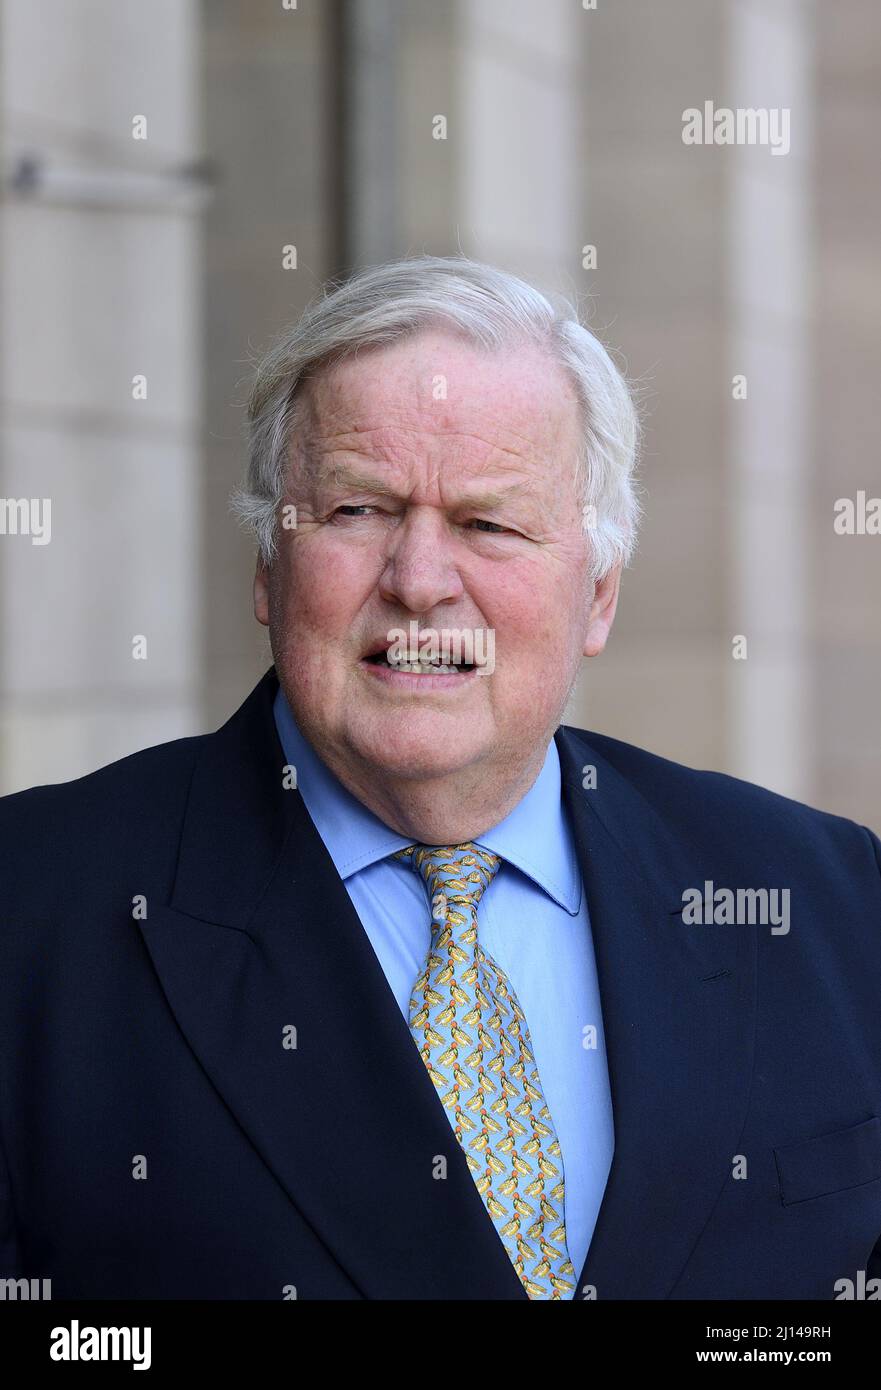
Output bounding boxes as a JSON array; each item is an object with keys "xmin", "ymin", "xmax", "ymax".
[
  {"xmin": 484, "ymin": 560, "xmax": 582, "ymax": 654},
  {"xmin": 275, "ymin": 539, "xmax": 371, "ymax": 639}
]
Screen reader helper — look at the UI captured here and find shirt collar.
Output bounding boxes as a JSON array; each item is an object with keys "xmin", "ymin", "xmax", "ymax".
[{"xmin": 273, "ymin": 686, "xmax": 582, "ymax": 914}]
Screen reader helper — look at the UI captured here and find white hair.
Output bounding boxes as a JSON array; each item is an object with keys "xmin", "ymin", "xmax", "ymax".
[{"xmin": 233, "ymin": 254, "xmax": 641, "ymax": 582}]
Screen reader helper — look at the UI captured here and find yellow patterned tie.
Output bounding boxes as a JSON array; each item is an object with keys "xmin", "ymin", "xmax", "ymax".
[{"xmin": 393, "ymin": 841, "xmax": 576, "ymax": 1299}]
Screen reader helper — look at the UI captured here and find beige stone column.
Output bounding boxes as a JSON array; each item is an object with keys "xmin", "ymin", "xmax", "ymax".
[{"xmin": 0, "ymin": 0, "xmax": 203, "ymax": 792}]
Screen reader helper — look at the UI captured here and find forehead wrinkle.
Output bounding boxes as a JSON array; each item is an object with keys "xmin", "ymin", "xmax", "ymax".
[
  {"xmin": 294, "ymin": 361, "xmax": 578, "ymax": 502},
  {"xmin": 307, "ymin": 375, "xmax": 566, "ymax": 456},
  {"xmin": 311, "ymin": 423, "xmax": 555, "ymax": 486}
]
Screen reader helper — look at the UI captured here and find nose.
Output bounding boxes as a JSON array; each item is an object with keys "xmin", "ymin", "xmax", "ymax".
[{"xmin": 377, "ymin": 506, "xmax": 466, "ymax": 612}]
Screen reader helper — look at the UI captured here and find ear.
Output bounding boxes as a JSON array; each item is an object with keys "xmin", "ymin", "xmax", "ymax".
[
  {"xmin": 253, "ymin": 557, "xmax": 271, "ymax": 627},
  {"xmin": 583, "ymin": 561, "xmax": 622, "ymax": 658}
]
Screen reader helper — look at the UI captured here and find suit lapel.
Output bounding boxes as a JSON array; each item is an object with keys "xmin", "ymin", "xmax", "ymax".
[
  {"xmin": 555, "ymin": 726, "xmax": 757, "ymax": 1299},
  {"xmin": 139, "ymin": 669, "xmax": 524, "ymax": 1299}
]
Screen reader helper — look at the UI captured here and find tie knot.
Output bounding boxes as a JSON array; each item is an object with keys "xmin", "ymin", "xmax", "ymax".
[{"xmin": 393, "ymin": 841, "xmax": 501, "ymax": 913}]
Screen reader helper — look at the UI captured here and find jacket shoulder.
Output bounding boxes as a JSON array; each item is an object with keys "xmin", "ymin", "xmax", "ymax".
[
  {"xmin": 0, "ymin": 733, "xmax": 210, "ymax": 901},
  {"xmin": 561, "ymin": 722, "xmax": 881, "ymax": 863},
  {"xmin": 1, "ymin": 731, "xmax": 208, "ymax": 822}
]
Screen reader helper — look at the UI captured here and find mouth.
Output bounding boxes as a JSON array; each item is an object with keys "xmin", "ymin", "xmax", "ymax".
[
  {"xmin": 358, "ymin": 640, "xmax": 482, "ymax": 688},
  {"xmin": 361, "ymin": 645, "xmax": 476, "ymax": 676}
]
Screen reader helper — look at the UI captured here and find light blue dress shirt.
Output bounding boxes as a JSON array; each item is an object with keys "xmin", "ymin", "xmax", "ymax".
[{"xmin": 273, "ymin": 687, "xmax": 614, "ymax": 1292}]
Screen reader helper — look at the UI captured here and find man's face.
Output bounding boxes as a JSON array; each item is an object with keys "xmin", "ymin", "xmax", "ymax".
[{"xmin": 255, "ymin": 328, "xmax": 620, "ymax": 795}]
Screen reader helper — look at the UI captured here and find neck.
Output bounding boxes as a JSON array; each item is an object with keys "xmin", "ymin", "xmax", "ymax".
[{"xmin": 312, "ymin": 739, "xmax": 550, "ymax": 844}]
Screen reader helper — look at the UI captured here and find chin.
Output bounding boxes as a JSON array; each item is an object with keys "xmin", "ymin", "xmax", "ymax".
[{"xmin": 351, "ymin": 719, "xmax": 485, "ymax": 780}]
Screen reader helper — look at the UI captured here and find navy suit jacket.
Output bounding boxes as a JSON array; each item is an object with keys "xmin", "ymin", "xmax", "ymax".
[{"xmin": 1, "ymin": 667, "xmax": 880, "ymax": 1299}]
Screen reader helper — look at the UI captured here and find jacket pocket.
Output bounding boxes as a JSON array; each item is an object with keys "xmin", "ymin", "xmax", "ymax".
[{"xmin": 774, "ymin": 1116, "xmax": 881, "ymax": 1206}]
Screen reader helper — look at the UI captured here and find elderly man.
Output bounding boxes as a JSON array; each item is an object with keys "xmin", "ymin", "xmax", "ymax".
[{"xmin": 1, "ymin": 257, "xmax": 880, "ymax": 1302}]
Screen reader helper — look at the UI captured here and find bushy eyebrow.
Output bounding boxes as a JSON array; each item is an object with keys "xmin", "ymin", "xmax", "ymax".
[
  {"xmin": 320, "ymin": 462, "xmax": 533, "ymax": 510},
  {"xmin": 321, "ymin": 464, "xmax": 399, "ymax": 497}
]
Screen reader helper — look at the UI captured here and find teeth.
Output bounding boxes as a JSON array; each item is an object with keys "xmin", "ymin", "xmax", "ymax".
[{"xmin": 389, "ymin": 661, "xmax": 462, "ymax": 674}]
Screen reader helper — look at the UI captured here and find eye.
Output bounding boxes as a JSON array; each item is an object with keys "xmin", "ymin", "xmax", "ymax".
[
  {"xmin": 470, "ymin": 519, "xmax": 513, "ymax": 535},
  {"xmin": 331, "ymin": 505, "xmax": 377, "ymax": 519}
]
